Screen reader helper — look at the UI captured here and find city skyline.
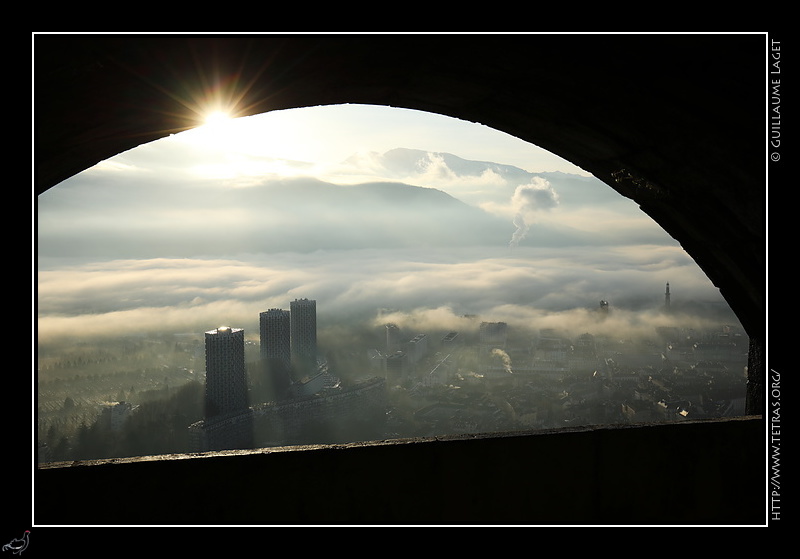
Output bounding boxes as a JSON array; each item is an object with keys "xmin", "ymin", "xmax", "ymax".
[{"xmin": 185, "ymin": 287, "xmax": 751, "ymax": 454}]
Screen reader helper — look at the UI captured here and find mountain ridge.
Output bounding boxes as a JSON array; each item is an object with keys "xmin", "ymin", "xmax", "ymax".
[{"xmin": 38, "ymin": 146, "xmax": 650, "ymax": 260}]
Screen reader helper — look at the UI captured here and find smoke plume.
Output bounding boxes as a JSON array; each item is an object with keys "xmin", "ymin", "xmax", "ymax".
[
  {"xmin": 491, "ymin": 348, "xmax": 514, "ymax": 374},
  {"xmin": 509, "ymin": 178, "xmax": 559, "ymax": 247}
]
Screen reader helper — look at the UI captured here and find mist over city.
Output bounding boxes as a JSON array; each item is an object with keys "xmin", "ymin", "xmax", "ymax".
[{"xmin": 36, "ymin": 106, "xmax": 748, "ymax": 462}]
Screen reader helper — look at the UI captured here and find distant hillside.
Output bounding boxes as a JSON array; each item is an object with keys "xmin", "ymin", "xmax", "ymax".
[
  {"xmin": 377, "ymin": 147, "xmax": 535, "ymax": 184},
  {"xmin": 365, "ymin": 147, "xmax": 626, "ymax": 208},
  {"xmin": 227, "ymin": 176, "xmax": 514, "ymax": 253},
  {"xmin": 38, "ymin": 146, "xmax": 657, "ymax": 260}
]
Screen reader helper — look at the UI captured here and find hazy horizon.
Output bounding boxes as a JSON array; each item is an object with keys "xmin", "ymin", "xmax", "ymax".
[{"xmin": 36, "ymin": 104, "xmax": 743, "ymax": 351}]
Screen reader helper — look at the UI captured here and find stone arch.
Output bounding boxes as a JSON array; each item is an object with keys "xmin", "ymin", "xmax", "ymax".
[{"xmin": 34, "ymin": 33, "xmax": 765, "ymax": 411}]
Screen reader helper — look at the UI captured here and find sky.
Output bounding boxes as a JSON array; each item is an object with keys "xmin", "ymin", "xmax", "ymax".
[{"xmin": 35, "ymin": 103, "xmax": 742, "ymax": 351}]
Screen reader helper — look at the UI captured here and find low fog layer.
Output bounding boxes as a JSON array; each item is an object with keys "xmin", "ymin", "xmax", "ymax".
[
  {"xmin": 37, "ymin": 147, "xmax": 741, "ymax": 350},
  {"xmin": 37, "ymin": 245, "xmax": 734, "ymax": 345}
]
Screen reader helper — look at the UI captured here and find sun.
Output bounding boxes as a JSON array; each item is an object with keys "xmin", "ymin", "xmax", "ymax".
[
  {"xmin": 203, "ymin": 110, "xmax": 234, "ymax": 126},
  {"xmin": 178, "ymin": 109, "xmax": 237, "ymax": 149}
]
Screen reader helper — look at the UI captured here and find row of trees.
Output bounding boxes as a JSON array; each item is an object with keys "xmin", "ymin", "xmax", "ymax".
[{"xmin": 41, "ymin": 381, "xmax": 204, "ymax": 462}]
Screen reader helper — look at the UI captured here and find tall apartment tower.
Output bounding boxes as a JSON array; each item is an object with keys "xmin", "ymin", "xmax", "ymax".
[
  {"xmin": 204, "ymin": 326, "xmax": 249, "ymax": 418},
  {"xmin": 290, "ymin": 298, "xmax": 317, "ymax": 372},
  {"xmin": 259, "ymin": 308, "xmax": 291, "ymax": 369}
]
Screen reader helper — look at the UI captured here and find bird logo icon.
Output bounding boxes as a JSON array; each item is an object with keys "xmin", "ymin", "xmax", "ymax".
[{"xmin": 2, "ymin": 531, "xmax": 29, "ymax": 555}]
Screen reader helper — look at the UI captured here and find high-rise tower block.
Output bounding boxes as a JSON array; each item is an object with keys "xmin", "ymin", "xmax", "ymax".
[
  {"xmin": 290, "ymin": 298, "xmax": 317, "ymax": 373},
  {"xmin": 204, "ymin": 326, "xmax": 249, "ymax": 418}
]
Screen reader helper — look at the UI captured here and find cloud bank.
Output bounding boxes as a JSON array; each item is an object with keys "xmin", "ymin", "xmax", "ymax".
[
  {"xmin": 37, "ymin": 243, "xmax": 735, "ymax": 349},
  {"xmin": 37, "ymin": 140, "xmax": 740, "ymax": 350}
]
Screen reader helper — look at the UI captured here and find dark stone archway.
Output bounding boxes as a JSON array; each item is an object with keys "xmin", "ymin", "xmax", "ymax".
[{"xmin": 34, "ymin": 33, "xmax": 766, "ymax": 411}]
